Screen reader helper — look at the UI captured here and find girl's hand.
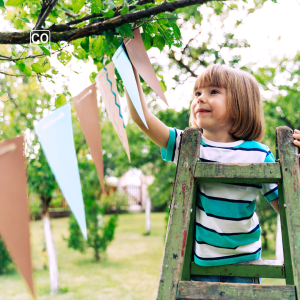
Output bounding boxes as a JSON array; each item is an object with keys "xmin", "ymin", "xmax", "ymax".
[{"xmin": 293, "ymin": 129, "xmax": 300, "ymax": 158}]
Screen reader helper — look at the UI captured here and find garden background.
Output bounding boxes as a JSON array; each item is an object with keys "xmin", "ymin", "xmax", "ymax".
[{"xmin": 0, "ymin": 0, "xmax": 300, "ymax": 298}]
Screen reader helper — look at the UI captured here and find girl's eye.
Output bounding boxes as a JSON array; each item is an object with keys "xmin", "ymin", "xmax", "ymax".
[
  {"xmin": 211, "ymin": 89, "xmax": 219, "ymax": 94},
  {"xmin": 195, "ymin": 92, "xmax": 201, "ymax": 96}
]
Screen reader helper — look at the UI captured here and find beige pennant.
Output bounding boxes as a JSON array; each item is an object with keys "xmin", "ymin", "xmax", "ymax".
[
  {"xmin": 73, "ymin": 83, "xmax": 105, "ymax": 191},
  {"xmin": 96, "ymin": 62, "xmax": 130, "ymax": 162},
  {"xmin": 0, "ymin": 136, "xmax": 35, "ymax": 298},
  {"xmin": 124, "ymin": 28, "xmax": 168, "ymax": 106}
]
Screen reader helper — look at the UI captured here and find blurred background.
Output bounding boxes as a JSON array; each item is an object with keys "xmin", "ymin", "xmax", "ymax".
[{"xmin": 0, "ymin": 0, "xmax": 299, "ymax": 298}]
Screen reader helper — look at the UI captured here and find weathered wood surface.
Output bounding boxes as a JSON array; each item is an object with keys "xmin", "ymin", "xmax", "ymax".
[
  {"xmin": 191, "ymin": 260, "xmax": 285, "ymax": 279},
  {"xmin": 177, "ymin": 281, "xmax": 296, "ymax": 300},
  {"xmin": 194, "ymin": 162, "xmax": 281, "ymax": 183},
  {"xmin": 277, "ymin": 126, "xmax": 300, "ymax": 290},
  {"xmin": 157, "ymin": 128, "xmax": 201, "ymax": 300}
]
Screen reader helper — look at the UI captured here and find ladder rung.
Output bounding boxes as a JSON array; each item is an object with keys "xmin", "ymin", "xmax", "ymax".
[
  {"xmin": 177, "ymin": 281, "xmax": 296, "ymax": 300},
  {"xmin": 191, "ymin": 260, "xmax": 285, "ymax": 279},
  {"xmin": 194, "ymin": 162, "xmax": 281, "ymax": 183}
]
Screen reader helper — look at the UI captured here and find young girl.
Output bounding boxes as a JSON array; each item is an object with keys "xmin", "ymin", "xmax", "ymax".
[{"xmin": 126, "ymin": 64, "xmax": 300, "ymax": 284}]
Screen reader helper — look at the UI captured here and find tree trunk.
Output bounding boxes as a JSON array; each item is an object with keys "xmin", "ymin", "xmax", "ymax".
[
  {"xmin": 42, "ymin": 211, "xmax": 59, "ymax": 295},
  {"xmin": 276, "ymin": 214, "xmax": 284, "ymax": 260},
  {"xmin": 145, "ymin": 197, "xmax": 151, "ymax": 235}
]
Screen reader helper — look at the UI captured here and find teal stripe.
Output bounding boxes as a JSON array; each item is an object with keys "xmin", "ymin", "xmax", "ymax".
[
  {"xmin": 264, "ymin": 152, "xmax": 276, "ymax": 162},
  {"xmin": 197, "ymin": 193, "xmax": 256, "ymax": 219},
  {"xmin": 234, "ymin": 140, "xmax": 268, "ymax": 151},
  {"xmin": 265, "ymin": 190, "xmax": 278, "ymax": 202},
  {"xmin": 194, "ymin": 250, "xmax": 261, "ymax": 266},
  {"xmin": 161, "ymin": 128, "xmax": 176, "ymax": 162},
  {"xmin": 195, "ymin": 224, "xmax": 261, "ymax": 248}
]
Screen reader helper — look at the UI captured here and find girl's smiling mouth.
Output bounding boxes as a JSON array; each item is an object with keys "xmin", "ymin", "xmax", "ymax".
[{"xmin": 196, "ymin": 108, "xmax": 211, "ymax": 114}]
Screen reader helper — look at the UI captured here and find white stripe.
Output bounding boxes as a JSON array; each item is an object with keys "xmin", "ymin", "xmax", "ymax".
[
  {"xmin": 200, "ymin": 182, "xmax": 259, "ymax": 202},
  {"xmin": 194, "ymin": 239, "xmax": 261, "ymax": 258},
  {"xmin": 196, "ymin": 207, "xmax": 259, "ymax": 234},
  {"xmin": 201, "ymin": 146, "xmax": 266, "ymax": 163},
  {"xmin": 173, "ymin": 129, "xmax": 183, "ymax": 164}
]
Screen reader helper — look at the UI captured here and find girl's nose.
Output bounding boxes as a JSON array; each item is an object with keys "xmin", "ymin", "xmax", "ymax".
[{"xmin": 197, "ymin": 95, "xmax": 206, "ymax": 103}]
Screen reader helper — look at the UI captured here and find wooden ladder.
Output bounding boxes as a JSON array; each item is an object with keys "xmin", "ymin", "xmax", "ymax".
[{"xmin": 157, "ymin": 126, "xmax": 300, "ymax": 300}]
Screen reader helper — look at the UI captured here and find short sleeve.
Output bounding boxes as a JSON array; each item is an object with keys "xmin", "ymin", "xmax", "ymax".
[
  {"xmin": 161, "ymin": 128, "xmax": 182, "ymax": 164},
  {"xmin": 261, "ymin": 149, "xmax": 279, "ymax": 202}
]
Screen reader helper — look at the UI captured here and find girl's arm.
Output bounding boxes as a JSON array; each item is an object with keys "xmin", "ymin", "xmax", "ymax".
[
  {"xmin": 125, "ymin": 69, "xmax": 170, "ymax": 149},
  {"xmin": 293, "ymin": 129, "xmax": 300, "ymax": 158},
  {"xmin": 269, "ymin": 198, "xmax": 280, "ymax": 214}
]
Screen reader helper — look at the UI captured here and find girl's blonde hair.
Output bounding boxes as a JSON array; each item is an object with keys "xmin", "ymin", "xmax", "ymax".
[{"xmin": 190, "ymin": 64, "xmax": 264, "ymax": 142}]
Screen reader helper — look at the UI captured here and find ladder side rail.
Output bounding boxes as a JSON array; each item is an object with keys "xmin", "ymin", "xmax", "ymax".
[
  {"xmin": 194, "ymin": 162, "xmax": 281, "ymax": 183},
  {"xmin": 177, "ymin": 281, "xmax": 296, "ymax": 300},
  {"xmin": 277, "ymin": 126, "xmax": 300, "ymax": 289},
  {"xmin": 190, "ymin": 260, "xmax": 285, "ymax": 279},
  {"xmin": 157, "ymin": 128, "xmax": 201, "ymax": 300}
]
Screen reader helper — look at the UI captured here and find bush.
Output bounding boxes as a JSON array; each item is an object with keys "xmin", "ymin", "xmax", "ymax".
[
  {"xmin": 66, "ymin": 199, "xmax": 118, "ymax": 261},
  {"xmin": 100, "ymin": 191, "xmax": 129, "ymax": 214},
  {"xmin": 29, "ymin": 193, "xmax": 41, "ymax": 220},
  {"xmin": 0, "ymin": 236, "xmax": 13, "ymax": 274}
]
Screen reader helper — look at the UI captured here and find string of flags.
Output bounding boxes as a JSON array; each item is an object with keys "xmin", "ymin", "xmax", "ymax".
[{"xmin": 0, "ymin": 28, "xmax": 168, "ymax": 298}]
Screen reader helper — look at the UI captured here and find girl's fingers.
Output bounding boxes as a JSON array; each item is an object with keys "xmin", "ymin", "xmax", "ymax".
[{"xmin": 294, "ymin": 140, "xmax": 300, "ymax": 146}]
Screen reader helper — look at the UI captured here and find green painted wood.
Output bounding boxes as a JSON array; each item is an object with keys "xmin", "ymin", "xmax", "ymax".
[
  {"xmin": 190, "ymin": 260, "xmax": 285, "ymax": 279},
  {"xmin": 181, "ymin": 186, "xmax": 196, "ymax": 281},
  {"xmin": 277, "ymin": 126, "xmax": 300, "ymax": 291},
  {"xmin": 277, "ymin": 183, "xmax": 294, "ymax": 285},
  {"xmin": 177, "ymin": 281, "xmax": 296, "ymax": 300},
  {"xmin": 157, "ymin": 128, "xmax": 201, "ymax": 300},
  {"xmin": 194, "ymin": 162, "xmax": 281, "ymax": 183}
]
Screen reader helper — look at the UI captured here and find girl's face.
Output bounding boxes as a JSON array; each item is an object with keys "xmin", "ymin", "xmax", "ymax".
[{"xmin": 191, "ymin": 86, "xmax": 233, "ymax": 135}]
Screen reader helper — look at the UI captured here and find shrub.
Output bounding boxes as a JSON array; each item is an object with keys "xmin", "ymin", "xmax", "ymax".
[
  {"xmin": 100, "ymin": 191, "xmax": 129, "ymax": 214},
  {"xmin": 0, "ymin": 236, "xmax": 13, "ymax": 274}
]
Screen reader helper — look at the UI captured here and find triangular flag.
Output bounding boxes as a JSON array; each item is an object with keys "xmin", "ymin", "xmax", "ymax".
[
  {"xmin": 34, "ymin": 104, "xmax": 87, "ymax": 239},
  {"xmin": 124, "ymin": 28, "xmax": 168, "ymax": 106},
  {"xmin": 73, "ymin": 83, "xmax": 105, "ymax": 191},
  {"xmin": 95, "ymin": 62, "xmax": 131, "ymax": 162},
  {"xmin": 0, "ymin": 136, "xmax": 35, "ymax": 298},
  {"xmin": 112, "ymin": 43, "xmax": 148, "ymax": 129}
]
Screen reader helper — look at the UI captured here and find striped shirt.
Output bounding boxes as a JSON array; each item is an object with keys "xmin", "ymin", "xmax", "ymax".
[{"xmin": 161, "ymin": 128, "xmax": 278, "ymax": 266}]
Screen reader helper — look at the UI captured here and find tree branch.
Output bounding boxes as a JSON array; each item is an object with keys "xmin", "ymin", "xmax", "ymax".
[
  {"xmin": 34, "ymin": 0, "xmax": 59, "ymax": 30},
  {"xmin": 0, "ymin": 0, "xmax": 217, "ymax": 44}
]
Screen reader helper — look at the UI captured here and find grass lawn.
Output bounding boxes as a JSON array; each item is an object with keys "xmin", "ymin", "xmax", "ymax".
[
  {"xmin": 0, "ymin": 212, "xmax": 286, "ymax": 299},
  {"xmin": 0, "ymin": 212, "xmax": 166, "ymax": 300}
]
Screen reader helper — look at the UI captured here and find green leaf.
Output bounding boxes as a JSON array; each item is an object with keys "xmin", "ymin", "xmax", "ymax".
[
  {"xmin": 20, "ymin": 44, "xmax": 29, "ymax": 49},
  {"xmin": 55, "ymin": 94, "xmax": 66, "ymax": 108},
  {"xmin": 171, "ymin": 23, "xmax": 181, "ymax": 40},
  {"xmin": 107, "ymin": 0, "xmax": 116, "ymax": 9},
  {"xmin": 159, "ymin": 80, "xmax": 167, "ymax": 93},
  {"xmin": 15, "ymin": 60, "xmax": 32, "ymax": 76},
  {"xmin": 80, "ymin": 37, "xmax": 89, "ymax": 53},
  {"xmin": 0, "ymin": 0, "xmax": 5, "ymax": 8},
  {"xmin": 141, "ymin": 33, "xmax": 152, "ymax": 51},
  {"xmin": 6, "ymin": 0, "xmax": 25, "ymax": 6},
  {"xmin": 121, "ymin": 0, "xmax": 129, "ymax": 15},
  {"xmin": 50, "ymin": 42, "xmax": 60, "ymax": 50},
  {"xmin": 165, "ymin": 12, "xmax": 177, "ymax": 26},
  {"xmin": 116, "ymin": 24, "xmax": 133, "ymax": 38},
  {"xmin": 90, "ymin": 0, "xmax": 102, "ymax": 13},
  {"xmin": 89, "ymin": 71, "xmax": 97, "ymax": 83},
  {"xmin": 52, "ymin": 69, "xmax": 59, "ymax": 75},
  {"xmin": 31, "ymin": 58, "xmax": 51, "ymax": 73},
  {"xmin": 18, "ymin": 17, "xmax": 30, "ymax": 23},
  {"xmin": 39, "ymin": 45, "xmax": 51, "ymax": 57},
  {"xmin": 153, "ymin": 35, "xmax": 165, "ymax": 51},
  {"xmin": 101, "ymin": 8, "xmax": 114, "ymax": 17},
  {"xmin": 72, "ymin": 0, "xmax": 85, "ymax": 13},
  {"xmin": 57, "ymin": 51, "xmax": 72, "ymax": 66},
  {"xmin": 92, "ymin": 36, "xmax": 103, "ymax": 60}
]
